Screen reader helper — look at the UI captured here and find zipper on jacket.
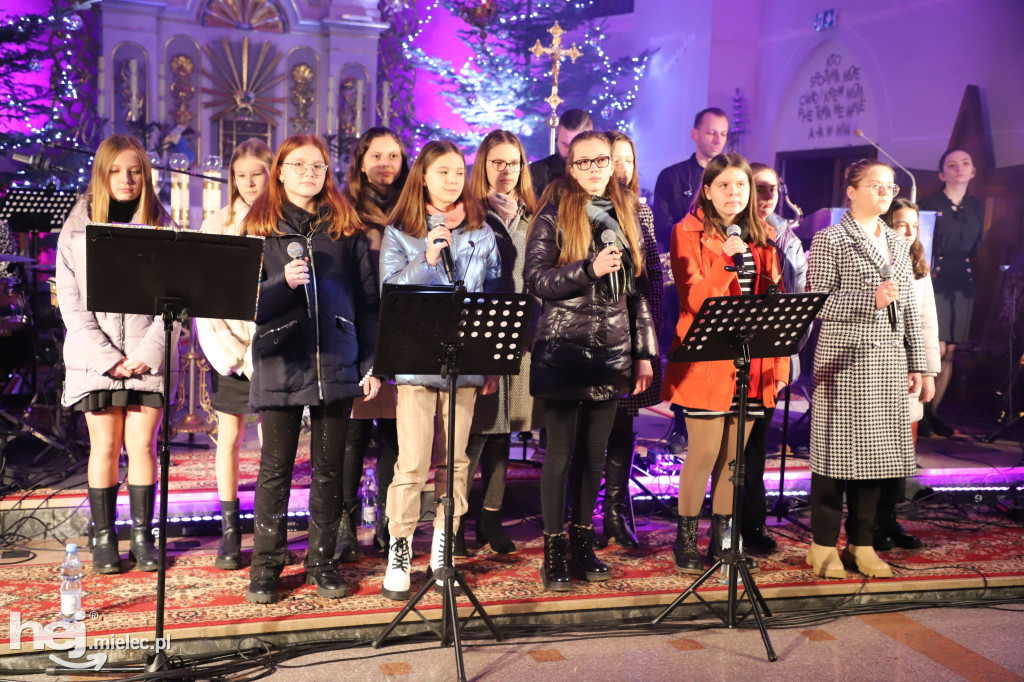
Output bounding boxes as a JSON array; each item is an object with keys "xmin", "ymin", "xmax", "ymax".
[
  {"xmin": 256, "ymin": 319, "xmax": 298, "ymax": 340},
  {"xmin": 307, "ymin": 232, "xmax": 324, "ymax": 402},
  {"xmin": 120, "ymin": 314, "xmax": 126, "ymax": 389}
]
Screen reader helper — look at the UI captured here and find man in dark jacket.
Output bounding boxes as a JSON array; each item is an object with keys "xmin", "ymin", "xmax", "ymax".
[
  {"xmin": 529, "ymin": 108, "xmax": 593, "ymax": 196},
  {"xmin": 653, "ymin": 106, "xmax": 729, "ymax": 453}
]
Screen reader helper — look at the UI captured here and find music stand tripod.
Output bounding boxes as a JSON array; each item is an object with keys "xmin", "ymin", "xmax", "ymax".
[
  {"xmin": 86, "ymin": 223, "xmax": 263, "ymax": 672},
  {"xmin": 651, "ymin": 290, "xmax": 826, "ymax": 663},
  {"xmin": 372, "ymin": 285, "xmax": 534, "ymax": 682}
]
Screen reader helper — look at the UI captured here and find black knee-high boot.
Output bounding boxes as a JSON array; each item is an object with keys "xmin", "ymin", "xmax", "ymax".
[
  {"xmin": 216, "ymin": 498, "xmax": 243, "ymax": 570},
  {"xmin": 127, "ymin": 484, "xmax": 158, "ymax": 571},
  {"xmin": 88, "ymin": 486, "xmax": 122, "ymax": 574},
  {"xmin": 602, "ymin": 430, "xmax": 639, "ymax": 549}
]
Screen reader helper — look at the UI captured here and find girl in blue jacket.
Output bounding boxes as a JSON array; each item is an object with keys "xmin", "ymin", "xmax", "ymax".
[{"xmin": 378, "ymin": 140, "xmax": 500, "ymax": 600}]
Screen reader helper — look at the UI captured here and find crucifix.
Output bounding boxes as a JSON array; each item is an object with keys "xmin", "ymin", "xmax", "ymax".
[{"xmin": 530, "ymin": 21, "xmax": 582, "ymax": 154}]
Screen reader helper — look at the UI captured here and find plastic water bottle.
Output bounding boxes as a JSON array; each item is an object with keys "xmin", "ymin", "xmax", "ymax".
[
  {"xmin": 360, "ymin": 469, "xmax": 377, "ymax": 528},
  {"xmin": 60, "ymin": 543, "xmax": 83, "ymax": 622}
]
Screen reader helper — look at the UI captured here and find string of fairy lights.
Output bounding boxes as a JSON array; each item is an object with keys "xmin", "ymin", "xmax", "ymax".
[
  {"xmin": 403, "ymin": 0, "xmax": 651, "ymax": 151},
  {"xmin": 0, "ymin": 4, "xmax": 94, "ymax": 189}
]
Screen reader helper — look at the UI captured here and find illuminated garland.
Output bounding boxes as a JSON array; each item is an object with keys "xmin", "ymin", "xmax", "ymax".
[
  {"xmin": 402, "ymin": 0, "xmax": 651, "ymax": 158},
  {"xmin": 0, "ymin": 1, "xmax": 98, "ymax": 189}
]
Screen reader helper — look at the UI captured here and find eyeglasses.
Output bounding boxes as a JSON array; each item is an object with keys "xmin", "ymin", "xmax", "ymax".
[
  {"xmin": 283, "ymin": 161, "xmax": 329, "ymax": 176},
  {"xmin": 571, "ymin": 155, "xmax": 611, "ymax": 171},
  {"xmin": 860, "ymin": 182, "xmax": 900, "ymax": 196},
  {"xmin": 488, "ymin": 159, "xmax": 521, "ymax": 172}
]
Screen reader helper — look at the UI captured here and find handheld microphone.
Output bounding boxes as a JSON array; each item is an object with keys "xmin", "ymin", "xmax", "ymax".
[
  {"xmin": 879, "ymin": 263, "xmax": 898, "ymax": 332},
  {"xmin": 854, "ymin": 129, "xmax": 917, "ymax": 203},
  {"xmin": 725, "ymin": 224, "xmax": 743, "ymax": 268},
  {"xmin": 429, "ymin": 213, "xmax": 457, "ymax": 284},
  {"xmin": 286, "ymin": 241, "xmax": 312, "ymax": 318},
  {"xmin": 600, "ymin": 229, "xmax": 622, "ymax": 299}
]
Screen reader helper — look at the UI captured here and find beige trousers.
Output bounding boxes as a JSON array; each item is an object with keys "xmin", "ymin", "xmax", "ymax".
[{"xmin": 386, "ymin": 385, "xmax": 477, "ymax": 538}]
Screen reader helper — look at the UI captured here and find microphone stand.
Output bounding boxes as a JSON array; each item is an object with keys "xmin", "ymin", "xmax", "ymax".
[
  {"xmin": 854, "ymin": 130, "xmax": 917, "ymax": 203},
  {"xmin": 44, "ymin": 143, "xmax": 228, "ymax": 183}
]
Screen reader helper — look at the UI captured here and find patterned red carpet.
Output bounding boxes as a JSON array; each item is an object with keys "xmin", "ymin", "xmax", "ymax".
[{"xmin": 2, "ymin": 517, "xmax": 1021, "ymax": 649}]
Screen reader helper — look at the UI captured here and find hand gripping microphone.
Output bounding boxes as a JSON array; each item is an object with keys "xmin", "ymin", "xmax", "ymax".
[
  {"xmin": 724, "ymin": 224, "xmax": 744, "ymax": 268},
  {"xmin": 879, "ymin": 263, "xmax": 898, "ymax": 332},
  {"xmin": 600, "ymin": 229, "xmax": 622, "ymax": 299},
  {"xmin": 429, "ymin": 213, "xmax": 457, "ymax": 284},
  {"xmin": 286, "ymin": 241, "xmax": 312, "ymax": 318}
]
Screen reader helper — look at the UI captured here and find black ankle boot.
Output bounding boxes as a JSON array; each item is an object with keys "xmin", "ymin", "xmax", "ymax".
[
  {"xmin": 673, "ymin": 515, "xmax": 703, "ymax": 574},
  {"xmin": 924, "ymin": 403, "xmax": 954, "ymax": 438},
  {"xmin": 216, "ymin": 498, "xmax": 243, "ymax": 570},
  {"xmin": 88, "ymin": 486, "xmax": 122, "ymax": 574},
  {"xmin": 708, "ymin": 513, "xmax": 759, "ymax": 574},
  {"xmin": 541, "ymin": 532, "xmax": 572, "ymax": 591},
  {"xmin": 568, "ymin": 524, "xmax": 610, "ymax": 581},
  {"xmin": 335, "ymin": 501, "xmax": 360, "ymax": 564},
  {"xmin": 603, "ymin": 431, "xmax": 640, "ymax": 549},
  {"xmin": 877, "ymin": 508, "xmax": 922, "ymax": 550},
  {"xmin": 127, "ymin": 484, "xmax": 158, "ymax": 571},
  {"xmin": 478, "ymin": 508, "xmax": 516, "ymax": 554},
  {"xmin": 453, "ymin": 516, "xmax": 469, "ymax": 557}
]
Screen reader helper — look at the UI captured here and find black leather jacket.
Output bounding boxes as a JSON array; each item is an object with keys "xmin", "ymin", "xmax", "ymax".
[
  {"xmin": 525, "ymin": 202, "xmax": 658, "ymax": 401},
  {"xmin": 249, "ymin": 201, "xmax": 379, "ymax": 410}
]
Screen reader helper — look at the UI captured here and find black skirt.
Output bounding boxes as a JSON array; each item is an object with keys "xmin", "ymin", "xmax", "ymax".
[
  {"xmin": 210, "ymin": 372, "xmax": 252, "ymax": 415},
  {"xmin": 72, "ymin": 389, "xmax": 163, "ymax": 413}
]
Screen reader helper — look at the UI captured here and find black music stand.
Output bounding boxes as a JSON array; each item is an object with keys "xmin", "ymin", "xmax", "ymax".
[
  {"xmin": 372, "ymin": 285, "xmax": 534, "ymax": 682},
  {"xmin": 651, "ymin": 290, "xmax": 826, "ymax": 663},
  {"xmin": 0, "ymin": 188, "xmax": 79, "ymax": 394},
  {"xmin": 85, "ymin": 223, "xmax": 262, "ymax": 672}
]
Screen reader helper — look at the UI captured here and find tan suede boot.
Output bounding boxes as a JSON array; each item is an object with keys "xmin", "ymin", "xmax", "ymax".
[
  {"xmin": 805, "ymin": 542, "xmax": 847, "ymax": 579},
  {"xmin": 841, "ymin": 544, "xmax": 893, "ymax": 578}
]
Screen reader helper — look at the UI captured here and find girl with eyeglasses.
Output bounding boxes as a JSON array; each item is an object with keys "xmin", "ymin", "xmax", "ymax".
[
  {"xmin": 805, "ymin": 159, "xmax": 926, "ymax": 580},
  {"xmin": 242, "ymin": 135, "xmax": 380, "ymax": 604},
  {"xmin": 195, "ymin": 138, "xmax": 273, "ymax": 571},
  {"xmin": 661, "ymin": 153, "xmax": 788, "ymax": 577},
  {"xmin": 57, "ymin": 134, "xmax": 179, "ymax": 575},
  {"xmin": 917, "ymin": 148, "xmax": 984, "ymax": 438},
  {"xmin": 525, "ymin": 131, "xmax": 657, "ymax": 591},
  {"xmin": 871, "ymin": 198, "xmax": 939, "ymax": 552},
  {"xmin": 338, "ymin": 127, "xmax": 411, "ymax": 560},
  {"xmin": 378, "ymin": 140, "xmax": 500, "ymax": 601},
  {"xmin": 454, "ymin": 130, "xmax": 542, "ymax": 557}
]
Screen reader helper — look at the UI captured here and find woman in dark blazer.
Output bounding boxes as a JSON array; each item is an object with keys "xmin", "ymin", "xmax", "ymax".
[
  {"xmin": 526, "ymin": 130, "xmax": 658, "ymax": 591},
  {"xmin": 807, "ymin": 159, "xmax": 925, "ymax": 580},
  {"xmin": 243, "ymin": 134, "xmax": 380, "ymax": 604}
]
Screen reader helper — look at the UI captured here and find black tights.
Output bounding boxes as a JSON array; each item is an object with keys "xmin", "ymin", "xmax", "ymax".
[
  {"xmin": 541, "ymin": 398, "xmax": 618, "ymax": 535},
  {"xmin": 251, "ymin": 400, "xmax": 352, "ymax": 580},
  {"xmin": 810, "ymin": 473, "xmax": 881, "ymax": 547}
]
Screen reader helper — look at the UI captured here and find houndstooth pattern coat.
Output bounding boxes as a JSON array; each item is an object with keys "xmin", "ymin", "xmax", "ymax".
[{"xmin": 808, "ymin": 211, "xmax": 927, "ymax": 480}]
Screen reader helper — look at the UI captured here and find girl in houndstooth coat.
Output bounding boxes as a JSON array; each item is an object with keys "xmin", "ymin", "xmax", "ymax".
[{"xmin": 806, "ymin": 159, "xmax": 927, "ymax": 581}]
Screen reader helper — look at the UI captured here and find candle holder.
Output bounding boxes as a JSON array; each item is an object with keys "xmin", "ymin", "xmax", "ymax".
[
  {"xmin": 202, "ymin": 155, "xmax": 224, "ymax": 220},
  {"xmin": 169, "ymin": 153, "xmax": 190, "ymax": 229},
  {"xmin": 148, "ymin": 151, "xmax": 162, "ymax": 191}
]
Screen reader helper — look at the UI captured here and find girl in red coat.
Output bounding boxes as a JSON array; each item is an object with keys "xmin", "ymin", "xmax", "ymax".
[{"xmin": 661, "ymin": 152, "xmax": 789, "ymax": 575}]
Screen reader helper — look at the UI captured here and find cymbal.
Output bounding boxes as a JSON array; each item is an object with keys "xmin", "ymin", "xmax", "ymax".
[{"xmin": 0, "ymin": 253, "xmax": 35, "ymax": 264}]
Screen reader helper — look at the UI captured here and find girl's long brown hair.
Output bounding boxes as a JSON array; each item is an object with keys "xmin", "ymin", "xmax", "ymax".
[
  {"xmin": 243, "ymin": 135, "xmax": 360, "ymax": 240},
  {"xmin": 226, "ymin": 138, "xmax": 273, "ymax": 226},
  {"xmin": 343, "ymin": 126, "xmax": 410, "ymax": 226},
  {"xmin": 692, "ymin": 152, "xmax": 768, "ymax": 247},
  {"xmin": 467, "ymin": 130, "xmax": 537, "ymax": 216},
  {"xmin": 529, "ymin": 130, "xmax": 642, "ymax": 275},
  {"xmin": 388, "ymin": 140, "xmax": 484, "ymax": 238},
  {"xmin": 88, "ymin": 135, "xmax": 162, "ymax": 226},
  {"xmin": 883, "ymin": 197, "xmax": 928, "ymax": 279}
]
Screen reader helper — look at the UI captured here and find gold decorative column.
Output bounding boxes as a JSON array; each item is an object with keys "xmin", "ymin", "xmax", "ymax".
[{"xmin": 169, "ymin": 153, "xmax": 190, "ymax": 229}]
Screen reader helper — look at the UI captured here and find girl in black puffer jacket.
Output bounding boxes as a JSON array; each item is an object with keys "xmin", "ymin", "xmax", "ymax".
[
  {"xmin": 525, "ymin": 131, "xmax": 658, "ymax": 591},
  {"xmin": 242, "ymin": 135, "xmax": 380, "ymax": 605}
]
